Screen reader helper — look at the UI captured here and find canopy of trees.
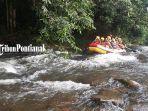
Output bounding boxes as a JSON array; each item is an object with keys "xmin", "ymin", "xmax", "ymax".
[
  {"xmin": 38, "ymin": 0, "xmax": 94, "ymax": 50},
  {"xmin": 94, "ymin": 0, "xmax": 148, "ymax": 44},
  {"xmin": 0, "ymin": 0, "xmax": 148, "ymax": 50},
  {"xmin": 38, "ymin": 0, "xmax": 148, "ymax": 50}
]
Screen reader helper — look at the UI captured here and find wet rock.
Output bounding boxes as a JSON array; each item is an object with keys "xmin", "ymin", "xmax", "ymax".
[
  {"xmin": 90, "ymin": 78, "xmax": 143, "ymax": 111},
  {"xmin": 115, "ymin": 87, "xmax": 129, "ymax": 94},
  {"xmin": 137, "ymin": 54, "xmax": 148, "ymax": 63},
  {"xmin": 91, "ymin": 89, "xmax": 124, "ymax": 105},
  {"xmin": 48, "ymin": 92, "xmax": 77, "ymax": 111},
  {"xmin": 114, "ymin": 78, "xmax": 142, "ymax": 89},
  {"xmin": 127, "ymin": 103, "xmax": 148, "ymax": 111},
  {"xmin": 127, "ymin": 45, "xmax": 140, "ymax": 52}
]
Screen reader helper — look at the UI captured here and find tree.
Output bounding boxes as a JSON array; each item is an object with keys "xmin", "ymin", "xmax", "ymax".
[
  {"xmin": 38, "ymin": 0, "xmax": 95, "ymax": 51},
  {"xmin": 94, "ymin": 0, "xmax": 148, "ymax": 43}
]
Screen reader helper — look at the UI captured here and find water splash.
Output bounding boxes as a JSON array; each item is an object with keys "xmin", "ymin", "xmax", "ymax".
[
  {"xmin": 0, "ymin": 48, "xmax": 145, "ymax": 111},
  {"xmin": 0, "ymin": 62, "xmax": 17, "ymax": 74},
  {"xmin": 27, "ymin": 70, "xmax": 48, "ymax": 81},
  {"xmin": 0, "ymin": 79, "xmax": 21, "ymax": 85},
  {"xmin": 34, "ymin": 80, "xmax": 90, "ymax": 92}
]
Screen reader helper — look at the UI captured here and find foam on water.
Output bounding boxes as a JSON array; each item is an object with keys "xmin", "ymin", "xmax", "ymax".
[
  {"xmin": 5, "ymin": 65, "xmax": 17, "ymax": 73},
  {"xmin": 22, "ymin": 54, "xmax": 51, "ymax": 64},
  {"xmin": 0, "ymin": 51, "xmax": 138, "ymax": 87},
  {"xmin": 50, "ymin": 53, "xmax": 137, "ymax": 72},
  {"xmin": 140, "ymin": 46, "xmax": 148, "ymax": 52},
  {"xmin": 17, "ymin": 91, "xmax": 37, "ymax": 98},
  {"xmin": 90, "ymin": 53, "xmax": 137, "ymax": 62},
  {"xmin": 27, "ymin": 70, "xmax": 48, "ymax": 80},
  {"xmin": 141, "ymin": 46, "xmax": 148, "ymax": 50},
  {"xmin": 0, "ymin": 49, "xmax": 146, "ymax": 111},
  {"xmin": 0, "ymin": 61, "xmax": 17, "ymax": 74},
  {"xmin": 9, "ymin": 51, "xmax": 138, "ymax": 74},
  {"xmin": 0, "ymin": 79, "xmax": 21, "ymax": 85},
  {"xmin": 34, "ymin": 80, "xmax": 90, "ymax": 92},
  {"xmin": 132, "ymin": 104, "xmax": 148, "ymax": 111},
  {"xmin": 0, "ymin": 58, "xmax": 27, "ymax": 74}
]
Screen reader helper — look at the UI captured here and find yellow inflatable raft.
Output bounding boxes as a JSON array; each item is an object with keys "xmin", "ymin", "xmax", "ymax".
[
  {"xmin": 88, "ymin": 45, "xmax": 126, "ymax": 54},
  {"xmin": 88, "ymin": 47, "xmax": 109, "ymax": 54}
]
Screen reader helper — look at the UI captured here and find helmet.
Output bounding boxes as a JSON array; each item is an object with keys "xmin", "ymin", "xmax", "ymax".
[
  {"xmin": 95, "ymin": 36, "xmax": 100, "ymax": 41},
  {"xmin": 96, "ymin": 36, "xmax": 100, "ymax": 40},
  {"xmin": 107, "ymin": 36, "xmax": 111, "ymax": 40},
  {"xmin": 112, "ymin": 38, "xmax": 116, "ymax": 42},
  {"xmin": 101, "ymin": 37, "xmax": 105, "ymax": 41},
  {"xmin": 118, "ymin": 37, "xmax": 123, "ymax": 43},
  {"xmin": 118, "ymin": 37, "xmax": 122, "ymax": 41}
]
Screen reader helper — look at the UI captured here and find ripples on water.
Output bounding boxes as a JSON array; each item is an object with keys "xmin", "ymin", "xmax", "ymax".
[{"xmin": 0, "ymin": 46, "xmax": 148, "ymax": 111}]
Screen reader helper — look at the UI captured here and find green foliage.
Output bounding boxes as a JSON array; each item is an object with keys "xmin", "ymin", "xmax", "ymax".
[
  {"xmin": 1, "ymin": 0, "xmax": 147, "ymax": 48},
  {"xmin": 38, "ymin": 0, "xmax": 95, "ymax": 51},
  {"xmin": 94, "ymin": 0, "xmax": 148, "ymax": 44},
  {"xmin": 37, "ymin": 0, "xmax": 148, "ymax": 50}
]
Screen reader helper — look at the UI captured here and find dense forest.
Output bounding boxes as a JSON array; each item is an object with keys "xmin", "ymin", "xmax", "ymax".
[{"xmin": 0, "ymin": 0, "xmax": 148, "ymax": 51}]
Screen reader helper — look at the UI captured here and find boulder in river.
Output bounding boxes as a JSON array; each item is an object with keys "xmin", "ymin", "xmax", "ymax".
[
  {"xmin": 91, "ymin": 89, "xmax": 124, "ymax": 105},
  {"xmin": 127, "ymin": 103, "xmax": 148, "ymax": 111},
  {"xmin": 113, "ymin": 78, "xmax": 142, "ymax": 89},
  {"xmin": 137, "ymin": 54, "xmax": 148, "ymax": 63},
  {"xmin": 90, "ymin": 77, "xmax": 143, "ymax": 111}
]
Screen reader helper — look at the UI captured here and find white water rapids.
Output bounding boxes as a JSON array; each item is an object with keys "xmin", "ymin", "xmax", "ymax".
[{"xmin": 0, "ymin": 46, "xmax": 148, "ymax": 111}]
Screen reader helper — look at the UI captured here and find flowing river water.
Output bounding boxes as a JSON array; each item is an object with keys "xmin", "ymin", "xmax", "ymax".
[{"xmin": 0, "ymin": 46, "xmax": 148, "ymax": 111}]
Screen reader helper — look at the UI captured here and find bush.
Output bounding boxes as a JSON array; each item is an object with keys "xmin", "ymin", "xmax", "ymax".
[{"xmin": 38, "ymin": 0, "xmax": 95, "ymax": 51}]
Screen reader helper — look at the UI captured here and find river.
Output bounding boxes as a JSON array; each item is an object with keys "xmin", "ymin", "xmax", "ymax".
[{"xmin": 0, "ymin": 46, "xmax": 148, "ymax": 111}]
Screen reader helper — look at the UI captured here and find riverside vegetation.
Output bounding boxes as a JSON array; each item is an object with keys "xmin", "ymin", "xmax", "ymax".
[{"xmin": 0, "ymin": 0, "xmax": 148, "ymax": 52}]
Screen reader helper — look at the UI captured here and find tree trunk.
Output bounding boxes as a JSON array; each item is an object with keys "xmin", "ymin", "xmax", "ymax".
[
  {"xmin": 6, "ymin": 0, "xmax": 9, "ymax": 32},
  {"xmin": 9, "ymin": 1, "xmax": 13, "ymax": 33},
  {"xmin": 5, "ymin": 0, "xmax": 16, "ymax": 33},
  {"xmin": 13, "ymin": 8, "xmax": 16, "ymax": 31},
  {"xmin": 33, "ymin": 0, "xmax": 36, "ymax": 7}
]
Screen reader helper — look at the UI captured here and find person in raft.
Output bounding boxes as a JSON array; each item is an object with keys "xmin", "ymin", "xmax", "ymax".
[
  {"xmin": 89, "ymin": 35, "xmax": 126, "ymax": 50},
  {"xmin": 111, "ymin": 38, "xmax": 121, "ymax": 49},
  {"xmin": 100, "ymin": 37, "xmax": 110, "ymax": 48},
  {"xmin": 106, "ymin": 35, "xmax": 113, "ymax": 48},
  {"xmin": 116, "ymin": 37, "xmax": 126, "ymax": 49},
  {"xmin": 89, "ymin": 36, "xmax": 101, "ymax": 47},
  {"xmin": 90, "ymin": 36, "xmax": 113, "ymax": 48}
]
